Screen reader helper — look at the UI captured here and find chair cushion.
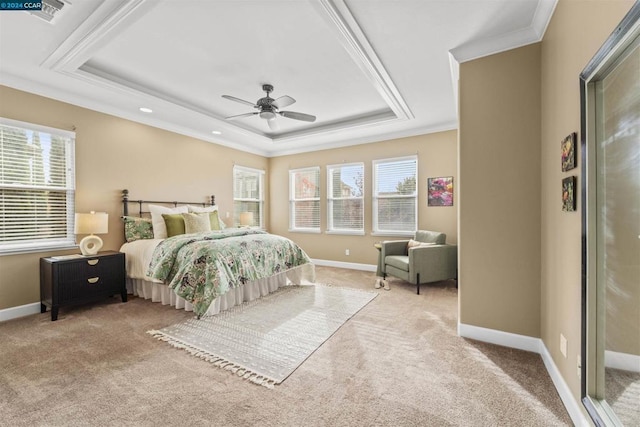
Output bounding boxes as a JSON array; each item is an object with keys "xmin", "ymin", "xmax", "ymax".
[{"xmin": 385, "ymin": 255, "xmax": 410, "ymax": 272}]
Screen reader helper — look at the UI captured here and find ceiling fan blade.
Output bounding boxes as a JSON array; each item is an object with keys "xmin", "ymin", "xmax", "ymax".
[
  {"xmin": 272, "ymin": 95, "xmax": 296, "ymax": 109},
  {"xmin": 225, "ymin": 112, "xmax": 258, "ymax": 120},
  {"xmin": 267, "ymin": 117, "xmax": 280, "ymax": 131},
  {"xmin": 222, "ymin": 95, "xmax": 257, "ymax": 108},
  {"xmin": 279, "ymin": 111, "xmax": 316, "ymax": 122}
]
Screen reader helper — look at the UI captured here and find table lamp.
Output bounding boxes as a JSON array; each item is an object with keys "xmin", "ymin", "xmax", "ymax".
[
  {"xmin": 239, "ymin": 211, "xmax": 254, "ymax": 228},
  {"xmin": 74, "ymin": 211, "xmax": 108, "ymax": 255}
]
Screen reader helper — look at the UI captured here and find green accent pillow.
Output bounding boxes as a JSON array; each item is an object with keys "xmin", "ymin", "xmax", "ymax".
[
  {"xmin": 123, "ymin": 216, "xmax": 154, "ymax": 242},
  {"xmin": 162, "ymin": 213, "xmax": 186, "ymax": 237}
]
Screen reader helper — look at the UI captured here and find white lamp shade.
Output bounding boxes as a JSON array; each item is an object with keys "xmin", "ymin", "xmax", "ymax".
[
  {"xmin": 74, "ymin": 212, "xmax": 108, "ymax": 235},
  {"xmin": 239, "ymin": 212, "xmax": 254, "ymax": 226}
]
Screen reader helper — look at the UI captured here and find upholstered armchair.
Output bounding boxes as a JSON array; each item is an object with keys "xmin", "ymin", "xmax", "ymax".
[{"xmin": 380, "ymin": 230, "xmax": 457, "ymax": 294}]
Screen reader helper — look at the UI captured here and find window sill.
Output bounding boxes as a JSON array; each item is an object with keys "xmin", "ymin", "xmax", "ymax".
[
  {"xmin": 325, "ymin": 230, "xmax": 365, "ymax": 236},
  {"xmin": 288, "ymin": 229, "xmax": 321, "ymax": 234},
  {"xmin": 0, "ymin": 244, "xmax": 79, "ymax": 256},
  {"xmin": 371, "ymin": 231, "xmax": 415, "ymax": 237}
]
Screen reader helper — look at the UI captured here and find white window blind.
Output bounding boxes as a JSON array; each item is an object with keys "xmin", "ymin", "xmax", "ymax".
[
  {"xmin": 373, "ymin": 156, "xmax": 417, "ymax": 235},
  {"xmin": 289, "ymin": 167, "xmax": 320, "ymax": 232},
  {"xmin": 233, "ymin": 165, "xmax": 264, "ymax": 227},
  {"xmin": 0, "ymin": 118, "xmax": 76, "ymax": 254},
  {"xmin": 327, "ymin": 162, "xmax": 364, "ymax": 235}
]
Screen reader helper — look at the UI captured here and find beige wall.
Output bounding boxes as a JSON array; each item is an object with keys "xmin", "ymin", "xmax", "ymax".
[
  {"xmin": 458, "ymin": 43, "xmax": 542, "ymax": 338},
  {"xmin": 269, "ymin": 131, "xmax": 458, "ymax": 265},
  {"xmin": 540, "ymin": 0, "xmax": 635, "ymax": 402},
  {"xmin": 0, "ymin": 85, "xmax": 268, "ymax": 310}
]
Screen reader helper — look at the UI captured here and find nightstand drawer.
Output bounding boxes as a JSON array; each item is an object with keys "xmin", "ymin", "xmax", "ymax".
[
  {"xmin": 56, "ymin": 256, "xmax": 124, "ymax": 300},
  {"xmin": 57, "ymin": 273, "xmax": 121, "ymax": 302}
]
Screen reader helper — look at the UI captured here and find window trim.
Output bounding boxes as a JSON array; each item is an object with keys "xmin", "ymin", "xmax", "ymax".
[
  {"xmin": 326, "ymin": 162, "xmax": 364, "ymax": 236},
  {"xmin": 289, "ymin": 166, "xmax": 321, "ymax": 233},
  {"xmin": 0, "ymin": 117, "xmax": 77, "ymax": 255},
  {"xmin": 372, "ymin": 155, "xmax": 418, "ymax": 237},
  {"xmin": 232, "ymin": 165, "xmax": 264, "ymax": 229}
]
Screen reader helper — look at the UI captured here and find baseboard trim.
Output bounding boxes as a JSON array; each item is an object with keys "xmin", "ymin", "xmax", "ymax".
[
  {"xmin": 311, "ymin": 259, "xmax": 376, "ymax": 272},
  {"xmin": 605, "ymin": 350, "xmax": 640, "ymax": 373},
  {"xmin": 458, "ymin": 322, "xmax": 589, "ymax": 427},
  {"xmin": 0, "ymin": 302, "xmax": 41, "ymax": 322},
  {"xmin": 538, "ymin": 341, "xmax": 590, "ymax": 426},
  {"xmin": 458, "ymin": 322, "xmax": 540, "ymax": 352}
]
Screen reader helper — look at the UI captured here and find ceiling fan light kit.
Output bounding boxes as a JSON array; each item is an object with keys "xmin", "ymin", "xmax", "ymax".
[
  {"xmin": 223, "ymin": 84, "xmax": 316, "ymax": 129},
  {"xmin": 259, "ymin": 110, "xmax": 276, "ymax": 120}
]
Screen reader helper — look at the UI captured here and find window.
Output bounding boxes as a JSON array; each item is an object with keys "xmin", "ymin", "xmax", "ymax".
[
  {"xmin": 372, "ymin": 156, "xmax": 417, "ymax": 235},
  {"xmin": 0, "ymin": 118, "xmax": 76, "ymax": 254},
  {"xmin": 289, "ymin": 167, "xmax": 320, "ymax": 232},
  {"xmin": 327, "ymin": 162, "xmax": 364, "ymax": 235},
  {"xmin": 233, "ymin": 165, "xmax": 264, "ymax": 228}
]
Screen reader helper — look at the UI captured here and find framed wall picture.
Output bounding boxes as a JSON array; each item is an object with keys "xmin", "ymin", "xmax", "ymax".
[
  {"xmin": 561, "ymin": 132, "xmax": 577, "ymax": 171},
  {"xmin": 427, "ymin": 176, "xmax": 453, "ymax": 206},
  {"xmin": 562, "ymin": 176, "xmax": 576, "ymax": 211}
]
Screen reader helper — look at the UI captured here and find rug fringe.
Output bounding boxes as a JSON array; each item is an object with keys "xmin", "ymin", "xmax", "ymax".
[{"xmin": 146, "ymin": 330, "xmax": 277, "ymax": 389}]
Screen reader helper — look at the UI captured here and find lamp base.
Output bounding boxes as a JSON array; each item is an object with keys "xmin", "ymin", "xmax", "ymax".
[{"xmin": 78, "ymin": 234, "xmax": 103, "ymax": 256}]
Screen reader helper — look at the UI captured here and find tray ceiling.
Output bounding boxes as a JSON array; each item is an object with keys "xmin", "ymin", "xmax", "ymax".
[{"xmin": 0, "ymin": 0, "xmax": 557, "ymax": 156}]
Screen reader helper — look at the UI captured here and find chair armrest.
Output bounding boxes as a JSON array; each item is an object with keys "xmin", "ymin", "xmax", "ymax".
[
  {"xmin": 408, "ymin": 244, "xmax": 457, "ymax": 283},
  {"xmin": 381, "ymin": 240, "xmax": 409, "ymax": 257},
  {"xmin": 380, "ymin": 240, "xmax": 409, "ymax": 274}
]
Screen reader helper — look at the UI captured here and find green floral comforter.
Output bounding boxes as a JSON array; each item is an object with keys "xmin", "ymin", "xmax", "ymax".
[{"xmin": 147, "ymin": 229, "xmax": 312, "ymax": 316}]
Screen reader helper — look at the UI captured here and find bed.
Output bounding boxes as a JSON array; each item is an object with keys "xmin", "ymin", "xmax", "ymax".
[{"xmin": 118, "ymin": 190, "xmax": 315, "ymax": 317}]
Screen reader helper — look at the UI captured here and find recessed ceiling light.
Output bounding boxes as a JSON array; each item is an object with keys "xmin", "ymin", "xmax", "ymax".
[
  {"xmin": 211, "ymin": 130, "xmax": 222, "ymax": 135},
  {"xmin": 139, "ymin": 107, "xmax": 153, "ymax": 113}
]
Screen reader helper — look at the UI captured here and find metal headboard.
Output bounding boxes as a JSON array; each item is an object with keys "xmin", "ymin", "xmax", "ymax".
[{"xmin": 122, "ymin": 189, "xmax": 215, "ymax": 217}]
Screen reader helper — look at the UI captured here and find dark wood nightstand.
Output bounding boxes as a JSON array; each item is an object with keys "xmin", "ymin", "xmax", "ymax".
[{"xmin": 40, "ymin": 251, "xmax": 127, "ymax": 321}]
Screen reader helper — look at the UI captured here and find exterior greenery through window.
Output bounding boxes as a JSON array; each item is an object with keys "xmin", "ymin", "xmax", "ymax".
[
  {"xmin": 0, "ymin": 118, "xmax": 76, "ymax": 254},
  {"xmin": 289, "ymin": 167, "xmax": 320, "ymax": 232},
  {"xmin": 373, "ymin": 156, "xmax": 417, "ymax": 235},
  {"xmin": 233, "ymin": 165, "xmax": 264, "ymax": 228},
  {"xmin": 327, "ymin": 162, "xmax": 364, "ymax": 235}
]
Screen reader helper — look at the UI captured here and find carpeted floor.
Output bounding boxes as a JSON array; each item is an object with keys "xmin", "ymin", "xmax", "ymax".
[
  {"xmin": 0, "ymin": 266, "xmax": 571, "ymax": 426},
  {"xmin": 606, "ymin": 367, "xmax": 640, "ymax": 426}
]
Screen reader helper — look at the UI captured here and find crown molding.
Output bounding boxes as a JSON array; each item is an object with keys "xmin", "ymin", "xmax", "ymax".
[
  {"xmin": 272, "ymin": 110, "xmax": 396, "ymax": 143},
  {"xmin": 447, "ymin": 0, "xmax": 556, "ymax": 125},
  {"xmin": 266, "ymin": 121, "xmax": 458, "ymax": 157},
  {"xmin": 313, "ymin": 0, "xmax": 413, "ymax": 121},
  {"xmin": 449, "ymin": 0, "xmax": 557, "ymax": 63},
  {"xmin": 42, "ymin": 0, "xmax": 155, "ymax": 71},
  {"xmin": 531, "ymin": 0, "xmax": 558, "ymax": 39}
]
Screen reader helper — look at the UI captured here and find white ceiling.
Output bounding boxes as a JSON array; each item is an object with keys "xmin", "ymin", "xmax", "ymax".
[{"xmin": 0, "ymin": 0, "xmax": 557, "ymax": 157}]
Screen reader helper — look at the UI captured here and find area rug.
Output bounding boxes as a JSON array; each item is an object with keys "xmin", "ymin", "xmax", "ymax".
[{"xmin": 147, "ymin": 284, "xmax": 377, "ymax": 388}]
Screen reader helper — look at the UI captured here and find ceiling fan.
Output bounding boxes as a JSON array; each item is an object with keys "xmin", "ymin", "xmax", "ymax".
[{"xmin": 222, "ymin": 84, "xmax": 316, "ymax": 131}]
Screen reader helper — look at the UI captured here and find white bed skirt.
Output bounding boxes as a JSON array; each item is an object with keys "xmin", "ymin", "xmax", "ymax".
[{"xmin": 126, "ymin": 264, "xmax": 315, "ymax": 316}]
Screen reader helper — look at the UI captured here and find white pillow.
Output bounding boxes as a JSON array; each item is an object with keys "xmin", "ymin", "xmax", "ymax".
[
  {"xmin": 188, "ymin": 205, "xmax": 226, "ymax": 229},
  {"xmin": 407, "ymin": 239, "xmax": 436, "ymax": 249},
  {"xmin": 149, "ymin": 204, "xmax": 189, "ymax": 239}
]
